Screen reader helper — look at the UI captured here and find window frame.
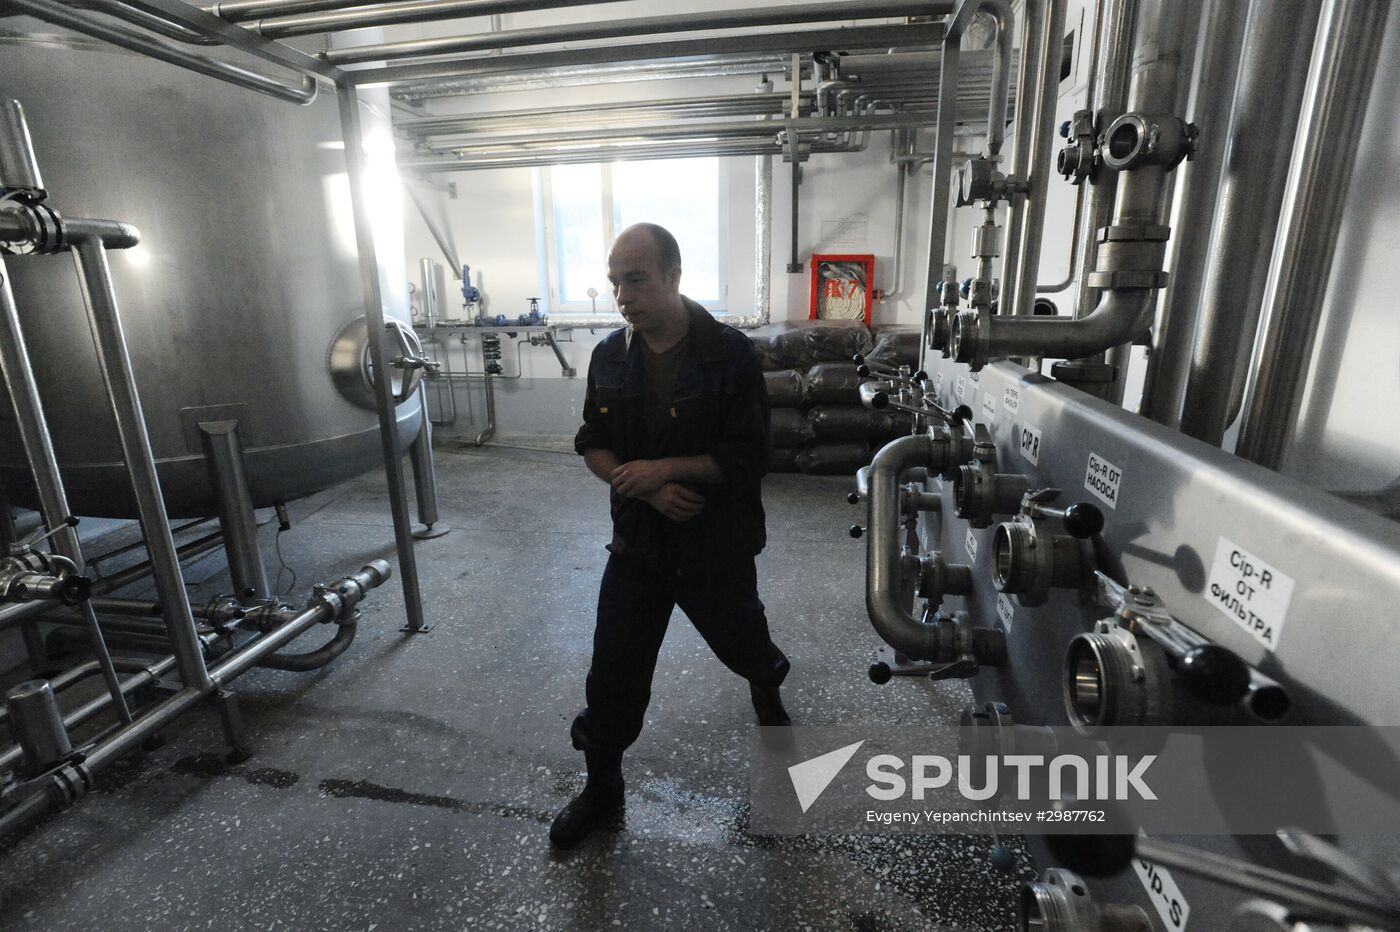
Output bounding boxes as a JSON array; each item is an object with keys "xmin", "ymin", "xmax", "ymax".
[{"xmin": 535, "ymin": 158, "xmax": 729, "ymax": 314}]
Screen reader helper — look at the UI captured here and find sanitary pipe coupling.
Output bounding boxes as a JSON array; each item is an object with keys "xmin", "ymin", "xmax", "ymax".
[
  {"xmin": 1055, "ymin": 109, "xmax": 1098, "ymax": 185},
  {"xmin": 915, "ymin": 551, "xmax": 972, "ymax": 609},
  {"xmin": 1100, "ymin": 113, "xmax": 1197, "ymax": 173},
  {"xmin": 911, "ymin": 610, "xmax": 1007, "ymax": 680},
  {"xmin": 1085, "ymin": 223, "xmax": 1171, "ymax": 291},
  {"xmin": 949, "ymin": 306, "xmax": 990, "ymax": 368},
  {"xmin": 1063, "ymin": 623, "xmax": 1172, "ymax": 736},
  {"xmin": 0, "ymin": 200, "xmax": 65, "ymax": 256},
  {"xmin": 953, "ymin": 425, "xmax": 1028, "ymax": 528},
  {"xmin": 1019, "ymin": 869, "xmax": 1152, "ymax": 932},
  {"xmin": 307, "ymin": 559, "xmax": 393, "ymax": 624},
  {"xmin": 0, "ymin": 552, "xmax": 90, "ymax": 606},
  {"xmin": 991, "ymin": 491, "xmax": 1102, "ymax": 607}
]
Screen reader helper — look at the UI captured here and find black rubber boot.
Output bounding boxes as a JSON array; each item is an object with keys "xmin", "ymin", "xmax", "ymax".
[
  {"xmin": 549, "ymin": 750, "xmax": 624, "ymax": 849},
  {"xmin": 750, "ymin": 683, "xmax": 792, "ymax": 727}
]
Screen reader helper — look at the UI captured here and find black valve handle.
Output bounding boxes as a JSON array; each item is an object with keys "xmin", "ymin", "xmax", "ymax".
[
  {"xmin": 1178, "ymin": 643, "xmax": 1251, "ymax": 706},
  {"xmin": 1062, "ymin": 502, "xmax": 1105, "ymax": 538}
]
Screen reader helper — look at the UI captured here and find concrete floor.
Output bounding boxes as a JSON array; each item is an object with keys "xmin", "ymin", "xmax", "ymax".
[{"xmin": 1, "ymin": 443, "xmax": 1033, "ymax": 931}]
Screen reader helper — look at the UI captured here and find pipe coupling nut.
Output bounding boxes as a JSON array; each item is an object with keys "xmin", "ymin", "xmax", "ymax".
[{"xmin": 949, "ymin": 309, "xmax": 988, "ymax": 370}]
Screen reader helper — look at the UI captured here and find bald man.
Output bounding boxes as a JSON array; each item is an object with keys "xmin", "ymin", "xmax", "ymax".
[{"xmin": 554, "ymin": 223, "xmax": 791, "ymax": 848}]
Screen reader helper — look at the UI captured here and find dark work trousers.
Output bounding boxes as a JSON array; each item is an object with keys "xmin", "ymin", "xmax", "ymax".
[{"xmin": 570, "ymin": 553, "xmax": 790, "ymax": 754}]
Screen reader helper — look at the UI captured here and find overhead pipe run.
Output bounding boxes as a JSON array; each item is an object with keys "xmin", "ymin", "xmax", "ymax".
[
  {"xmin": 351, "ymin": 22, "xmax": 948, "ymax": 89},
  {"xmin": 243, "ymin": 0, "xmax": 627, "ymax": 34},
  {"xmin": 322, "ymin": 1, "xmax": 948, "ymax": 66}
]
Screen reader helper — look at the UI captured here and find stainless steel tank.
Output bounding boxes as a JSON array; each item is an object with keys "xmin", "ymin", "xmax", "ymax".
[{"xmin": 0, "ymin": 27, "xmax": 420, "ymax": 518}]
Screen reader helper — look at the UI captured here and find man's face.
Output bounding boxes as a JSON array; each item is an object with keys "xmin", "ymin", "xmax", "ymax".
[{"xmin": 607, "ymin": 232, "xmax": 682, "ymax": 333}]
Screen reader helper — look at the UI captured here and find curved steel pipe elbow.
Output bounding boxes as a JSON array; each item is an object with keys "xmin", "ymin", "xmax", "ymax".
[
  {"xmin": 951, "ymin": 288, "xmax": 1156, "ymax": 370},
  {"xmin": 865, "ymin": 431, "xmax": 953, "ymax": 660}
]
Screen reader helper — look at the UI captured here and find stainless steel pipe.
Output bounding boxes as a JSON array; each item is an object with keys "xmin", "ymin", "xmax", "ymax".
[
  {"xmin": 1138, "ymin": 0, "xmax": 1248, "ymax": 425},
  {"xmin": 408, "ymin": 382, "xmax": 441, "ymax": 533},
  {"xmin": 0, "ymin": 243, "xmax": 132, "ymax": 725},
  {"xmin": 337, "ymin": 78, "xmax": 427, "ymax": 632},
  {"xmin": 325, "ymin": 1, "xmax": 945, "ymax": 64},
  {"xmin": 918, "ymin": 0, "xmax": 978, "ymax": 358},
  {"xmin": 71, "ymin": 236, "xmax": 214, "ymax": 692},
  {"xmin": 352, "ymin": 23, "xmax": 946, "ymax": 89},
  {"xmin": 866, "ymin": 432, "xmax": 953, "ymax": 660},
  {"xmin": 245, "ymin": 0, "xmax": 628, "ymax": 34},
  {"xmin": 1176, "ymin": 0, "xmax": 1322, "ymax": 445},
  {"xmin": 1002, "ymin": 0, "xmax": 1065, "ymax": 321},
  {"xmin": 1234, "ymin": 0, "xmax": 1390, "ymax": 469},
  {"xmin": 4, "ymin": 0, "xmax": 320, "ymax": 104},
  {"xmin": 955, "ymin": 0, "xmax": 1198, "ymax": 367},
  {"xmin": 200, "ymin": 420, "xmax": 271, "ymax": 603}
]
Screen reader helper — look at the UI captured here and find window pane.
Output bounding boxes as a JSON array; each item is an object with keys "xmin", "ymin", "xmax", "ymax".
[
  {"xmin": 551, "ymin": 163, "xmax": 608, "ymax": 304},
  {"xmin": 613, "ymin": 158, "xmax": 721, "ymax": 303}
]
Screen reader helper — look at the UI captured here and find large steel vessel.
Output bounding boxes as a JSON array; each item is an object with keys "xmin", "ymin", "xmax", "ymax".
[{"xmin": 0, "ymin": 27, "xmax": 419, "ymax": 518}]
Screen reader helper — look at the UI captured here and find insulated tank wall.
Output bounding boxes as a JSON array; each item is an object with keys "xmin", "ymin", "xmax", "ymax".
[{"xmin": 0, "ymin": 27, "xmax": 419, "ymax": 518}]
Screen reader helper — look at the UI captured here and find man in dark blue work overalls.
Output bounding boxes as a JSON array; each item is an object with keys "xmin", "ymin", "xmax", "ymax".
[{"xmin": 552, "ymin": 222, "xmax": 791, "ymax": 849}]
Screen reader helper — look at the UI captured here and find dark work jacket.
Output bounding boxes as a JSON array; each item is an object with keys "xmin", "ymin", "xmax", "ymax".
[{"xmin": 574, "ymin": 298, "xmax": 771, "ymax": 575}]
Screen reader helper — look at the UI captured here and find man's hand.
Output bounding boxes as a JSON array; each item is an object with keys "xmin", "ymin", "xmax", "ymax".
[
  {"xmin": 642, "ymin": 483, "xmax": 706, "ymax": 522},
  {"xmin": 610, "ymin": 459, "xmax": 672, "ymax": 498}
]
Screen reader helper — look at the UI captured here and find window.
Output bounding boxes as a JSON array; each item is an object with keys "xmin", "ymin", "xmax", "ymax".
[{"xmin": 538, "ymin": 157, "xmax": 726, "ymax": 311}]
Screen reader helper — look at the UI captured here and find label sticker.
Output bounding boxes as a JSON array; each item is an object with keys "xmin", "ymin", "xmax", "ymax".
[
  {"xmin": 1133, "ymin": 851, "xmax": 1190, "ymax": 930},
  {"xmin": 934, "ymin": 372, "xmax": 945, "ymax": 398},
  {"xmin": 1084, "ymin": 453, "xmax": 1122, "ymax": 509},
  {"xmin": 981, "ymin": 394, "xmax": 997, "ymax": 422},
  {"xmin": 996, "ymin": 593, "xmax": 1015, "ymax": 631},
  {"xmin": 1205, "ymin": 539, "xmax": 1296, "ymax": 649},
  {"xmin": 954, "ymin": 374, "xmax": 967, "ymax": 400},
  {"xmin": 1018, "ymin": 423, "xmax": 1042, "ymax": 465},
  {"xmin": 965, "ymin": 527, "xmax": 978, "ymax": 562},
  {"xmin": 1003, "ymin": 386, "xmax": 1020, "ymax": 413}
]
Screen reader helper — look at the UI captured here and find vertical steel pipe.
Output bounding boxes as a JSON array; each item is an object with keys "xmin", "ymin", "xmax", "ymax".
[
  {"xmin": 919, "ymin": 0, "xmax": 977, "ymax": 363},
  {"xmin": 199, "ymin": 420, "xmax": 271, "ymax": 602},
  {"xmin": 1071, "ymin": 0, "xmax": 1137, "ymax": 322},
  {"xmin": 995, "ymin": 0, "xmax": 1046, "ymax": 329},
  {"xmin": 1005, "ymin": 0, "xmax": 1067, "ymax": 320},
  {"xmin": 418, "ymin": 256, "xmax": 439, "ymax": 328},
  {"xmin": 408, "ymin": 382, "xmax": 440, "ymax": 531},
  {"xmin": 4, "ymin": 681, "xmax": 71, "ymax": 776},
  {"xmin": 1176, "ymin": 0, "xmax": 1322, "ymax": 445},
  {"xmin": 336, "ymin": 78, "xmax": 427, "ymax": 632},
  {"xmin": 1138, "ymin": 0, "xmax": 1249, "ymax": 425},
  {"xmin": 754, "ymin": 152, "xmax": 772, "ymax": 317},
  {"xmin": 1235, "ymin": 0, "xmax": 1390, "ymax": 468},
  {"xmin": 71, "ymin": 237, "xmax": 213, "ymax": 691},
  {"xmin": 0, "ymin": 253, "xmax": 132, "ymax": 724}
]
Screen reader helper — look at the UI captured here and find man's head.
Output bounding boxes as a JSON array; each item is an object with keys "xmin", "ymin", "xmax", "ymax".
[{"xmin": 608, "ymin": 223, "xmax": 684, "ymax": 334}]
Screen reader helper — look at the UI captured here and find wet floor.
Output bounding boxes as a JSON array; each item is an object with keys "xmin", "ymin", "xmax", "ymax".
[{"xmin": 0, "ymin": 442, "xmax": 1032, "ymax": 930}]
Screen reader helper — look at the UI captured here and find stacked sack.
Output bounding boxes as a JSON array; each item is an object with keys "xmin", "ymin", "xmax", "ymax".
[{"xmin": 748, "ymin": 320, "xmax": 916, "ymax": 476}]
